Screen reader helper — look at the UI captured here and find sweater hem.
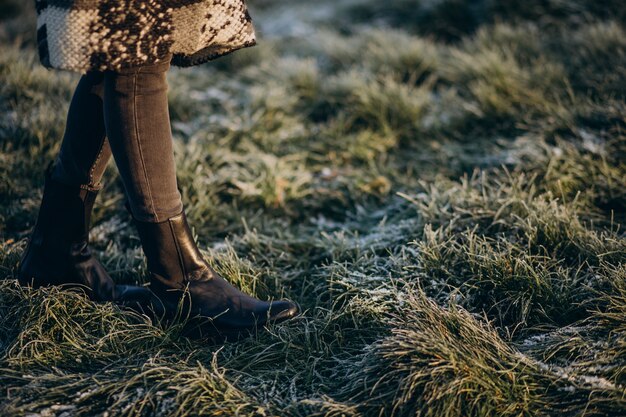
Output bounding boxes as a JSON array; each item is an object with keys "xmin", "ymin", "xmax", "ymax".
[{"xmin": 170, "ymin": 39, "xmax": 258, "ymax": 68}]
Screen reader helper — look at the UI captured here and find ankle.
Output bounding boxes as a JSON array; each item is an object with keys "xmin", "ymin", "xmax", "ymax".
[
  {"xmin": 127, "ymin": 206, "xmax": 207, "ymax": 287},
  {"xmin": 124, "ymin": 199, "xmax": 184, "ymax": 224}
]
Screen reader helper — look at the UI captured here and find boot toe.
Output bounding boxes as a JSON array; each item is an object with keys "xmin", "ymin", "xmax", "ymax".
[
  {"xmin": 114, "ymin": 284, "xmax": 154, "ymax": 304},
  {"xmin": 267, "ymin": 299, "xmax": 299, "ymax": 323}
]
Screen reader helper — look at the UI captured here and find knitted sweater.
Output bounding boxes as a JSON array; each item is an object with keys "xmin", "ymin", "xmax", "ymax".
[{"xmin": 34, "ymin": 0, "xmax": 257, "ymax": 73}]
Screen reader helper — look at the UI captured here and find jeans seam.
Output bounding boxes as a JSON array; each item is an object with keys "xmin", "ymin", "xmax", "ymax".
[{"xmin": 132, "ymin": 70, "xmax": 159, "ymax": 222}]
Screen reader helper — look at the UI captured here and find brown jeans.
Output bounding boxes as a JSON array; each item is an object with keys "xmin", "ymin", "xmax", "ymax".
[{"xmin": 50, "ymin": 54, "xmax": 183, "ymax": 223}]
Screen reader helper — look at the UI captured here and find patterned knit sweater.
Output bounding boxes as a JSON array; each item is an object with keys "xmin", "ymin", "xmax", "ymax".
[{"xmin": 34, "ymin": 0, "xmax": 257, "ymax": 73}]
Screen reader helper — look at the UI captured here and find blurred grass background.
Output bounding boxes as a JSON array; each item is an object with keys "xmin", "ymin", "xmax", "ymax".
[{"xmin": 0, "ymin": 0, "xmax": 625, "ymax": 415}]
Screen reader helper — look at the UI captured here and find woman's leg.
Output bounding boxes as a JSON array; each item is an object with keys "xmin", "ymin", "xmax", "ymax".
[
  {"xmin": 101, "ymin": 56, "xmax": 298, "ymax": 334},
  {"xmin": 102, "ymin": 56, "xmax": 183, "ymax": 223},
  {"xmin": 50, "ymin": 71, "xmax": 112, "ymax": 189},
  {"xmin": 18, "ymin": 72, "xmax": 129, "ymax": 302}
]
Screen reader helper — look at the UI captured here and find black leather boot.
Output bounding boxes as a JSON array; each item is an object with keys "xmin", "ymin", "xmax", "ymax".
[
  {"xmin": 17, "ymin": 160, "xmax": 149, "ymax": 303},
  {"xmin": 125, "ymin": 202, "xmax": 299, "ymax": 336}
]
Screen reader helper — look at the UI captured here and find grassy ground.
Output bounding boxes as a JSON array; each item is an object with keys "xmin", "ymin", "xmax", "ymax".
[{"xmin": 1, "ymin": 0, "xmax": 625, "ymax": 415}]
